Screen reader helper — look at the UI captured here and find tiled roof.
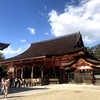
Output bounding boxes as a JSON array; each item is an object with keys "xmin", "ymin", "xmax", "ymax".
[{"xmin": 1, "ymin": 32, "xmax": 86, "ymax": 62}]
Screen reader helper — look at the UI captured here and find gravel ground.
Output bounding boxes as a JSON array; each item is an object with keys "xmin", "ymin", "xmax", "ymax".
[
  {"xmin": 8, "ymin": 90, "xmax": 100, "ymax": 100},
  {"xmin": 0, "ymin": 84, "xmax": 100, "ymax": 100}
]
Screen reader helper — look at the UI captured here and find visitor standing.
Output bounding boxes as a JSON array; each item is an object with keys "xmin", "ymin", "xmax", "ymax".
[
  {"xmin": 3, "ymin": 78, "xmax": 9, "ymax": 99},
  {"xmin": 0, "ymin": 78, "xmax": 4, "ymax": 94}
]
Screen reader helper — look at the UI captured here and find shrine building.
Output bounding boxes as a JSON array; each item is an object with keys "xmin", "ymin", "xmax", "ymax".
[{"xmin": 0, "ymin": 32, "xmax": 100, "ymax": 85}]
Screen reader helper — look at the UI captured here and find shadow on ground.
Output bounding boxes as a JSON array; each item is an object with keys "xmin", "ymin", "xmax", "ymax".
[
  {"xmin": 8, "ymin": 86, "xmax": 49, "ymax": 94},
  {"xmin": 0, "ymin": 95, "xmax": 23, "ymax": 99}
]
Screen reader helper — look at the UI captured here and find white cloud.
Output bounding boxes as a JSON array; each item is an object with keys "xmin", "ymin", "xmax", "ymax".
[
  {"xmin": 20, "ymin": 39, "xmax": 26, "ymax": 42},
  {"xmin": 44, "ymin": 32, "xmax": 48, "ymax": 35},
  {"xmin": 38, "ymin": 11, "xmax": 47, "ymax": 16},
  {"xmin": 44, "ymin": 6, "xmax": 47, "ymax": 11},
  {"xmin": 0, "ymin": 44, "xmax": 30, "ymax": 58},
  {"xmin": 48, "ymin": 0, "xmax": 100, "ymax": 45},
  {"xmin": 27, "ymin": 27, "xmax": 35, "ymax": 34}
]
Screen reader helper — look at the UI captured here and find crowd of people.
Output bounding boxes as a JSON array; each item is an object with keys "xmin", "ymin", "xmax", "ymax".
[{"xmin": 9, "ymin": 78, "xmax": 35, "ymax": 88}]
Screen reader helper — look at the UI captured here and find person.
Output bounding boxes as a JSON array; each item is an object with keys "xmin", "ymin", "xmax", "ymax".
[
  {"xmin": 3, "ymin": 78, "xmax": 9, "ymax": 99},
  {"xmin": 17, "ymin": 78, "xmax": 22, "ymax": 87},
  {"xmin": 91, "ymin": 71, "xmax": 95, "ymax": 84},
  {"xmin": 0, "ymin": 78, "xmax": 4, "ymax": 94},
  {"xmin": 14, "ymin": 78, "xmax": 18, "ymax": 88},
  {"xmin": 0, "ymin": 80, "xmax": 1, "ymax": 94}
]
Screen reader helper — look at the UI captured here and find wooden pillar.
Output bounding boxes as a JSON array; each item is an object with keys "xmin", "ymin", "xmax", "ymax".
[
  {"xmin": 31, "ymin": 66, "xmax": 34, "ymax": 78},
  {"xmin": 53, "ymin": 67, "xmax": 56, "ymax": 77},
  {"xmin": 41, "ymin": 66, "xmax": 43, "ymax": 78},
  {"xmin": 59, "ymin": 58, "xmax": 67, "ymax": 83},
  {"xmin": 21, "ymin": 67, "xmax": 23, "ymax": 79},
  {"xmin": 63, "ymin": 69, "xmax": 66, "ymax": 83},
  {"xmin": 8, "ymin": 63, "xmax": 14, "ymax": 78},
  {"xmin": 14, "ymin": 67, "xmax": 17, "ymax": 78},
  {"xmin": 13, "ymin": 68, "xmax": 15, "ymax": 78},
  {"xmin": 60, "ymin": 68, "xmax": 63, "ymax": 83},
  {"xmin": 59, "ymin": 58, "xmax": 63, "ymax": 83}
]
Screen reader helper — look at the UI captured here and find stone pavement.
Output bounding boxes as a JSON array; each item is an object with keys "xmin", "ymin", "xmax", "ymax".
[{"xmin": 0, "ymin": 84, "xmax": 100, "ymax": 100}]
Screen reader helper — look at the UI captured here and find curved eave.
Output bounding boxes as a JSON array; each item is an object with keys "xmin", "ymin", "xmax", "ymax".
[
  {"xmin": 63, "ymin": 60, "xmax": 77, "ymax": 68},
  {"xmin": 0, "ymin": 47, "xmax": 85, "ymax": 65},
  {"xmin": 0, "ymin": 43, "xmax": 10, "ymax": 50},
  {"xmin": 84, "ymin": 58, "xmax": 100, "ymax": 65},
  {"xmin": 0, "ymin": 56, "xmax": 45, "ymax": 64}
]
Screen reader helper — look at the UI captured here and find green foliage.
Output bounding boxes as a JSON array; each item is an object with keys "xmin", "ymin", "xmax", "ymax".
[
  {"xmin": 86, "ymin": 47, "xmax": 94, "ymax": 56},
  {"xmin": 0, "ymin": 52, "xmax": 7, "ymax": 77},
  {"xmin": 0, "ymin": 52, "xmax": 5, "ymax": 60},
  {"xmin": 91, "ymin": 44, "xmax": 100, "ymax": 61},
  {"xmin": 86, "ymin": 44, "xmax": 100, "ymax": 61},
  {"xmin": 0, "ymin": 65, "xmax": 7, "ymax": 77}
]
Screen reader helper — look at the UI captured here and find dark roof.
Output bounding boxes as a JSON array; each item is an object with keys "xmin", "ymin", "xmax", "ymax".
[
  {"xmin": 0, "ymin": 32, "xmax": 86, "ymax": 62},
  {"xmin": 0, "ymin": 42, "xmax": 9, "ymax": 50},
  {"xmin": 84, "ymin": 57, "xmax": 100, "ymax": 65},
  {"xmin": 63, "ymin": 55, "xmax": 100, "ymax": 67}
]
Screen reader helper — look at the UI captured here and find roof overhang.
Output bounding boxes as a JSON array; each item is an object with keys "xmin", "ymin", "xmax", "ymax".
[
  {"xmin": 0, "ymin": 56, "xmax": 46, "ymax": 64},
  {"xmin": 0, "ymin": 43, "xmax": 10, "ymax": 50}
]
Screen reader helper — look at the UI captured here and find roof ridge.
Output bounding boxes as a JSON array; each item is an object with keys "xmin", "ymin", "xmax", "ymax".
[
  {"xmin": 73, "ymin": 31, "xmax": 81, "ymax": 47},
  {"xmin": 31, "ymin": 31, "xmax": 80, "ymax": 45}
]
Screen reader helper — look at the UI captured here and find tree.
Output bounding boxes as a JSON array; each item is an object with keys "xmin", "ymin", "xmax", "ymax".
[
  {"xmin": 92, "ymin": 44, "xmax": 100, "ymax": 61},
  {"xmin": 86, "ymin": 44, "xmax": 100, "ymax": 61},
  {"xmin": 0, "ymin": 52, "xmax": 5, "ymax": 60},
  {"xmin": 0, "ymin": 52, "xmax": 7, "ymax": 78},
  {"xmin": 86, "ymin": 47, "xmax": 94, "ymax": 56}
]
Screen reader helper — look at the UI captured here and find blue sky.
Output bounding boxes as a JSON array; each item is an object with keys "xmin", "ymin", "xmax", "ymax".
[{"xmin": 0, "ymin": 0, "xmax": 100, "ymax": 58}]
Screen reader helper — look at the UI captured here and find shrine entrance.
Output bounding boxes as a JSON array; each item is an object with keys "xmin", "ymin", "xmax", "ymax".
[
  {"xmin": 74, "ymin": 68, "xmax": 93, "ymax": 84},
  {"xmin": 65, "ymin": 68, "xmax": 75, "ymax": 83},
  {"xmin": 65, "ymin": 66, "xmax": 93, "ymax": 84}
]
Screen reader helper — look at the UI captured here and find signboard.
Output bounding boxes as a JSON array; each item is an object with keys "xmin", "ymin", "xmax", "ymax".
[
  {"xmin": 9, "ymin": 67, "xmax": 14, "ymax": 72},
  {"xmin": 77, "ymin": 66, "xmax": 92, "ymax": 70},
  {"xmin": 62, "ymin": 62, "xmax": 68, "ymax": 66}
]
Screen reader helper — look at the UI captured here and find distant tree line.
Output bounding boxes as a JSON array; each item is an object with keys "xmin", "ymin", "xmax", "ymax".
[{"xmin": 86, "ymin": 44, "xmax": 100, "ymax": 61}]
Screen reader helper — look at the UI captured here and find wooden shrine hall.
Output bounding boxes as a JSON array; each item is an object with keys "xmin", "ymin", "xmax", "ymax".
[{"xmin": 0, "ymin": 32, "xmax": 100, "ymax": 85}]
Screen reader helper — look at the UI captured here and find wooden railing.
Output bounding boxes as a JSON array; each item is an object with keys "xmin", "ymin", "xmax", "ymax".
[{"xmin": 74, "ymin": 73, "xmax": 92, "ymax": 84}]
